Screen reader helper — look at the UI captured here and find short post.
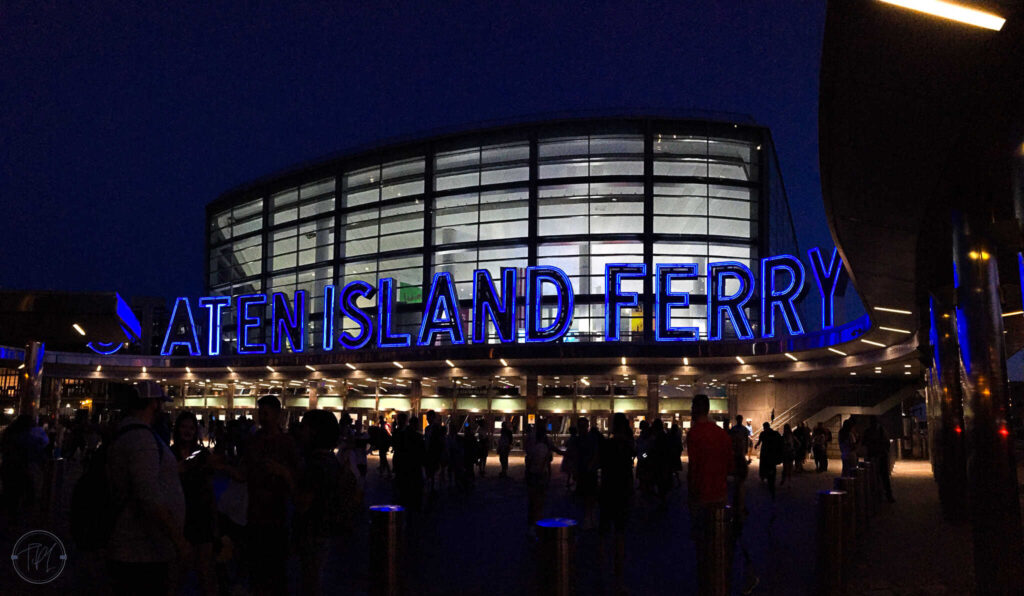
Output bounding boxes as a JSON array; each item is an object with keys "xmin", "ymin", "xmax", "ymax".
[
  {"xmin": 817, "ymin": 490, "xmax": 846, "ymax": 595},
  {"xmin": 852, "ymin": 467, "xmax": 869, "ymax": 531},
  {"xmin": 369, "ymin": 505, "xmax": 404, "ymax": 596},
  {"xmin": 834, "ymin": 476, "xmax": 859, "ymax": 542},
  {"xmin": 536, "ymin": 518, "xmax": 577, "ymax": 596},
  {"xmin": 696, "ymin": 504, "xmax": 732, "ymax": 596},
  {"xmin": 859, "ymin": 461, "xmax": 878, "ymax": 516}
]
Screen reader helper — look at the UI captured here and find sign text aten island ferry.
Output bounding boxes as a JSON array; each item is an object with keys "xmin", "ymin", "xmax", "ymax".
[{"xmin": 159, "ymin": 248, "xmax": 844, "ymax": 357}]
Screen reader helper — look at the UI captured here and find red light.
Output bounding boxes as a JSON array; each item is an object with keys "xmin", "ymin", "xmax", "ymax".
[
  {"xmin": 955, "ymin": 426, "xmax": 962, "ymax": 434},
  {"xmin": 1000, "ymin": 427, "xmax": 1010, "ymax": 438}
]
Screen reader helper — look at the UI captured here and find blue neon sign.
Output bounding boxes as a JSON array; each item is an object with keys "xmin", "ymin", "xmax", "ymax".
[{"xmin": 158, "ymin": 248, "xmax": 850, "ymax": 356}]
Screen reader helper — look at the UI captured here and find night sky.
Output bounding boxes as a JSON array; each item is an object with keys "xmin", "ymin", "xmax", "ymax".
[{"xmin": 1, "ymin": 1, "xmax": 828, "ymax": 301}]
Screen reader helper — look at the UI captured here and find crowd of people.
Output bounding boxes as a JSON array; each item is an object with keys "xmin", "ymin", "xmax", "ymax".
[{"xmin": 0, "ymin": 383, "xmax": 898, "ymax": 595}]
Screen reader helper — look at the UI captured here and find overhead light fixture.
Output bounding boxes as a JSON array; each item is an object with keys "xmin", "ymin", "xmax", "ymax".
[
  {"xmin": 874, "ymin": 306, "xmax": 912, "ymax": 315},
  {"xmin": 683, "ymin": 357, "xmax": 689, "ymax": 365},
  {"xmin": 580, "ymin": 378, "xmax": 590, "ymax": 386},
  {"xmin": 17, "ymin": 363, "xmax": 25, "ymax": 370},
  {"xmin": 878, "ymin": 0, "xmax": 1004, "ymax": 31},
  {"xmin": 185, "ymin": 366, "xmax": 192, "ymax": 374},
  {"xmin": 736, "ymin": 356, "xmax": 745, "ymax": 364},
  {"xmin": 879, "ymin": 326, "xmax": 911, "ymax": 334},
  {"xmin": 784, "ymin": 353, "xmax": 798, "ymax": 362},
  {"xmin": 266, "ymin": 366, "xmax": 275, "ymax": 372},
  {"xmin": 904, "ymin": 364, "xmax": 912, "ymax": 368},
  {"xmin": 393, "ymin": 361, "xmax": 403, "ymax": 368},
  {"xmin": 226, "ymin": 366, "xmax": 234, "ymax": 373},
  {"xmin": 850, "ymin": 372, "xmax": 857, "ymax": 376},
  {"xmin": 142, "ymin": 366, "xmax": 147, "ymax": 373},
  {"xmin": 72, "ymin": 323, "xmax": 86, "ymax": 336},
  {"xmin": 305, "ymin": 365, "xmax": 316, "ymax": 372},
  {"xmin": 445, "ymin": 359, "xmax": 455, "ymax": 367},
  {"xmin": 500, "ymin": 358, "xmax": 508, "ymax": 366},
  {"xmin": 861, "ymin": 339, "xmax": 887, "ymax": 347},
  {"xmin": 828, "ymin": 347, "xmax": 847, "ymax": 356},
  {"xmin": 1002, "ymin": 310, "xmax": 1024, "ymax": 318},
  {"xmin": 96, "ymin": 365, "xmax": 102, "ymax": 372},
  {"xmin": 346, "ymin": 363, "xmax": 357, "ymax": 370},
  {"xmin": 768, "ymin": 374, "xmax": 775, "ymax": 378},
  {"xmin": 905, "ymin": 371, "xmax": 913, "ymax": 375}
]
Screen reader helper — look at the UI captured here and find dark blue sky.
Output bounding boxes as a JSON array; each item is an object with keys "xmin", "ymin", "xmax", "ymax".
[{"xmin": 1, "ymin": 1, "xmax": 828, "ymax": 301}]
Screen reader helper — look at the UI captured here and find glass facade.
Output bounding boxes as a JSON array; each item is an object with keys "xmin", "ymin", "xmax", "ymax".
[{"xmin": 207, "ymin": 118, "xmax": 787, "ymax": 349}]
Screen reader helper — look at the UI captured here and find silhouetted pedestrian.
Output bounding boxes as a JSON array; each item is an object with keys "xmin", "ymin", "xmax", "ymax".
[
  {"xmin": 599, "ymin": 412, "xmax": 634, "ymax": 589},
  {"xmin": 755, "ymin": 422, "xmax": 781, "ymax": 500},
  {"xmin": 686, "ymin": 395, "xmax": 734, "ymax": 595},
  {"xmin": 497, "ymin": 420, "xmax": 513, "ymax": 478},
  {"xmin": 862, "ymin": 416, "xmax": 895, "ymax": 502}
]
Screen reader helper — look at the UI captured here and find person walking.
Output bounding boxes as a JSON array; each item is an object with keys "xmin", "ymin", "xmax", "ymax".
[
  {"xmin": 445, "ymin": 422, "xmax": 464, "ymax": 489},
  {"xmin": 780, "ymin": 424, "xmax": 796, "ymax": 486},
  {"xmin": 754, "ymin": 422, "xmax": 782, "ymax": 500},
  {"xmin": 170, "ymin": 411, "xmax": 218, "ymax": 596},
  {"xmin": 423, "ymin": 411, "xmax": 444, "ymax": 493},
  {"xmin": 371, "ymin": 415, "xmax": 393, "ymax": 478},
  {"xmin": 811, "ymin": 422, "xmax": 831, "ymax": 473},
  {"xmin": 561, "ymin": 426, "xmax": 580, "ymax": 489},
  {"xmin": 105, "ymin": 382, "xmax": 187, "ymax": 596},
  {"xmin": 242, "ymin": 395, "xmax": 299, "ymax": 596},
  {"xmin": 686, "ymin": 395, "xmax": 734, "ymax": 595},
  {"xmin": 838, "ymin": 418, "xmax": 859, "ymax": 477},
  {"xmin": 476, "ymin": 419, "xmax": 491, "ymax": 476},
  {"xmin": 525, "ymin": 421, "xmax": 556, "ymax": 539},
  {"xmin": 861, "ymin": 416, "xmax": 895, "ymax": 502},
  {"xmin": 793, "ymin": 422, "xmax": 810, "ymax": 473},
  {"xmin": 669, "ymin": 422, "xmax": 684, "ymax": 486},
  {"xmin": 497, "ymin": 420, "xmax": 514, "ymax": 478},
  {"xmin": 651, "ymin": 419, "xmax": 673, "ymax": 507},
  {"xmin": 599, "ymin": 412, "xmax": 634, "ymax": 590},
  {"xmin": 394, "ymin": 415, "xmax": 426, "ymax": 511},
  {"xmin": 577, "ymin": 418, "xmax": 602, "ymax": 527},
  {"xmin": 727, "ymin": 415, "xmax": 751, "ymax": 515}
]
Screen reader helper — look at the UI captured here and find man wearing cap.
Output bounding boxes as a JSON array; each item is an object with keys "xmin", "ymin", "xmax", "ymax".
[{"xmin": 106, "ymin": 381, "xmax": 187, "ymax": 595}]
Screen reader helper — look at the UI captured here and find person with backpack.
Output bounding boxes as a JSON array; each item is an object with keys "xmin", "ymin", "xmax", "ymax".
[{"xmin": 104, "ymin": 382, "xmax": 187, "ymax": 596}]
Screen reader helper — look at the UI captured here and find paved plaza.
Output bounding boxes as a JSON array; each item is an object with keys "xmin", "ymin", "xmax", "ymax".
[{"xmin": 0, "ymin": 455, "xmax": 974, "ymax": 595}]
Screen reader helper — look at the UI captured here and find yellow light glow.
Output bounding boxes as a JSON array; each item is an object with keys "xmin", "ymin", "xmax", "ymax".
[
  {"xmin": 72, "ymin": 323, "xmax": 86, "ymax": 336},
  {"xmin": 1002, "ymin": 310, "xmax": 1024, "ymax": 318},
  {"xmin": 735, "ymin": 356, "xmax": 745, "ymax": 364},
  {"xmin": 828, "ymin": 347, "xmax": 848, "ymax": 356},
  {"xmin": 500, "ymin": 358, "xmax": 508, "ymax": 366},
  {"xmin": 879, "ymin": 0, "xmax": 1005, "ymax": 31},
  {"xmin": 785, "ymin": 353, "xmax": 798, "ymax": 361}
]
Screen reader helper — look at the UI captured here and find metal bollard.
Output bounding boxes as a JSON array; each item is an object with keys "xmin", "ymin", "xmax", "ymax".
[
  {"xmin": 817, "ymin": 490, "xmax": 847, "ymax": 595},
  {"xmin": 859, "ymin": 461, "xmax": 878, "ymax": 516},
  {"xmin": 852, "ymin": 468, "xmax": 870, "ymax": 531},
  {"xmin": 369, "ymin": 504, "xmax": 404, "ymax": 596},
  {"xmin": 536, "ymin": 518, "xmax": 577, "ymax": 596},
  {"xmin": 833, "ymin": 476, "xmax": 859, "ymax": 541},
  {"xmin": 697, "ymin": 504, "xmax": 732, "ymax": 596}
]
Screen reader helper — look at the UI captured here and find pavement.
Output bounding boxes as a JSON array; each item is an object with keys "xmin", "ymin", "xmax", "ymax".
[{"xmin": 0, "ymin": 455, "xmax": 977, "ymax": 595}]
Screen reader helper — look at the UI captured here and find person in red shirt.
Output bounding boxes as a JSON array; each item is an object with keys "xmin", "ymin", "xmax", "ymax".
[{"xmin": 686, "ymin": 394, "xmax": 735, "ymax": 594}]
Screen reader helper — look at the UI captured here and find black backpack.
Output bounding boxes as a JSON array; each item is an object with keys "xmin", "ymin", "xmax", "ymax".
[{"xmin": 70, "ymin": 424, "xmax": 162, "ymax": 551}]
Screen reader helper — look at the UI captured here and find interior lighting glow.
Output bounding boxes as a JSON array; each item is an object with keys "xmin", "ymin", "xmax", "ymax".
[
  {"xmin": 96, "ymin": 365, "xmax": 102, "ymax": 372},
  {"xmin": 904, "ymin": 364, "xmax": 912, "ymax": 368},
  {"xmin": 683, "ymin": 357, "xmax": 689, "ymax": 365},
  {"xmin": 878, "ymin": 0, "xmax": 1005, "ymax": 31},
  {"xmin": 393, "ymin": 361, "xmax": 403, "ymax": 368},
  {"xmin": 879, "ymin": 326, "xmax": 912, "ymax": 334},
  {"xmin": 305, "ymin": 365, "xmax": 316, "ymax": 372},
  {"xmin": 18, "ymin": 363, "xmax": 26, "ymax": 370},
  {"xmin": 1002, "ymin": 310, "xmax": 1024, "ymax": 318},
  {"xmin": 621, "ymin": 356, "xmax": 626, "ymax": 365},
  {"xmin": 500, "ymin": 358, "xmax": 508, "ymax": 366},
  {"xmin": 784, "ymin": 353, "xmax": 798, "ymax": 361},
  {"xmin": 861, "ymin": 339, "xmax": 887, "ymax": 347},
  {"xmin": 905, "ymin": 371, "xmax": 913, "ymax": 375},
  {"xmin": 185, "ymin": 367, "xmax": 191, "ymax": 374},
  {"xmin": 580, "ymin": 378, "xmax": 590, "ymax": 386},
  {"xmin": 346, "ymin": 363, "xmax": 357, "ymax": 370},
  {"xmin": 142, "ymin": 366, "xmax": 147, "ymax": 373},
  {"xmin": 874, "ymin": 306, "xmax": 912, "ymax": 315},
  {"xmin": 851, "ymin": 372, "xmax": 857, "ymax": 376},
  {"xmin": 266, "ymin": 366, "xmax": 275, "ymax": 372},
  {"xmin": 735, "ymin": 356, "xmax": 745, "ymax": 364},
  {"xmin": 445, "ymin": 359, "xmax": 455, "ymax": 367},
  {"xmin": 72, "ymin": 323, "xmax": 86, "ymax": 336},
  {"xmin": 226, "ymin": 366, "xmax": 234, "ymax": 373},
  {"xmin": 828, "ymin": 347, "xmax": 847, "ymax": 356}
]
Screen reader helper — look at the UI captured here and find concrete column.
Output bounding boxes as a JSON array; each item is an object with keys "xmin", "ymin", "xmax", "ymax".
[
  {"xmin": 410, "ymin": 379, "xmax": 422, "ymax": 419},
  {"xmin": 226, "ymin": 382, "xmax": 235, "ymax": 418},
  {"xmin": 525, "ymin": 374, "xmax": 539, "ymax": 419},
  {"xmin": 308, "ymin": 383, "xmax": 319, "ymax": 410},
  {"xmin": 952, "ymin": 212, "xmax": 1024, "ymax": 593},
  {"xmin": 928, "ymin": 294, "xmax": 967, "ymax": 521},
  {"xmin": 645, "ymin": 375, "xmax": 659, "ymax": 422},
  {"xmin": 374, "ymin": 380, "xmax": 381, "ymax": 414},
  {"xmin": 18, "ymin": 341, "xmax": 45, "ymax": 419}
]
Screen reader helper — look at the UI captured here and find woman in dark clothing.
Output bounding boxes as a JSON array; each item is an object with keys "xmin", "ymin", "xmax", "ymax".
[
  {"xmin": 171, "ymin": 411, "xmax": 217, "ymax": 596},
  {"xmin": 600, "ymin": 413, "xmax": 635, "ymax": 589}
]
